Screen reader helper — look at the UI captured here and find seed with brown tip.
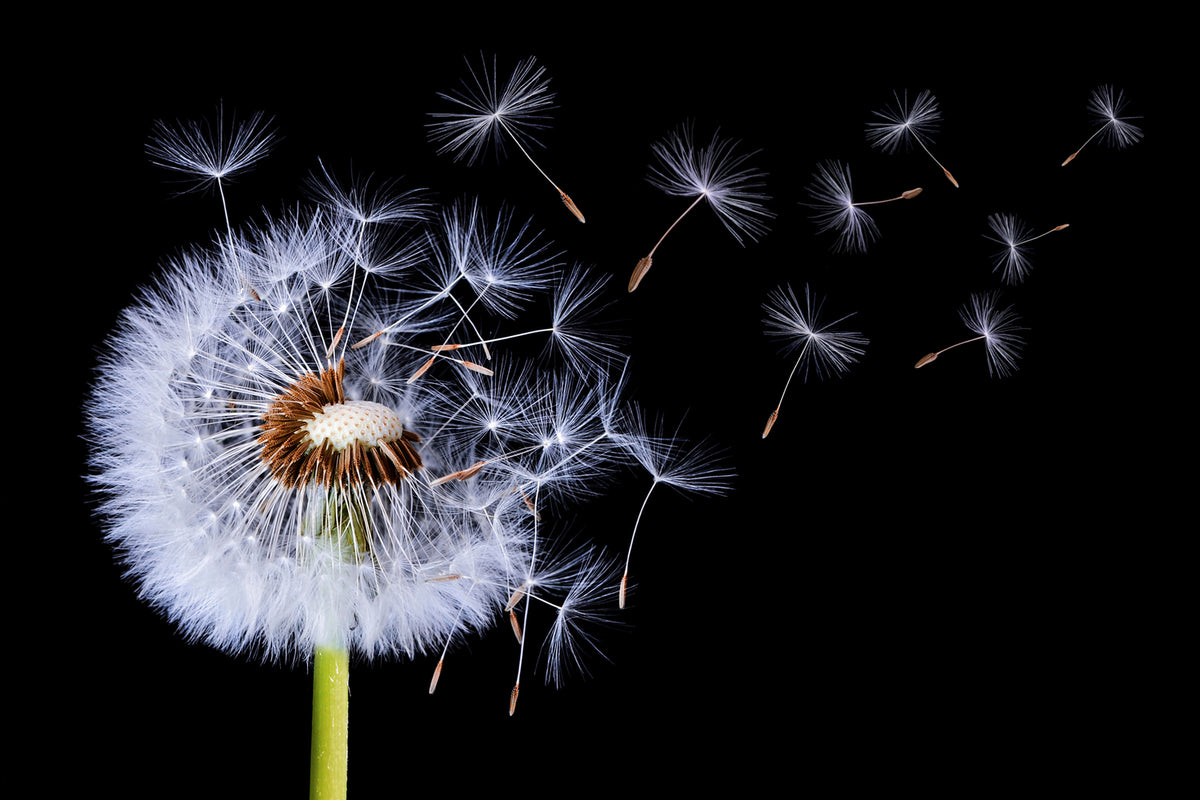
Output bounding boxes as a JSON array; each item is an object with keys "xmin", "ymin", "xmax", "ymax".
[
  {"xmin": 762, "ymin": 409, "xmax": 779, "ymax": 439},
  {"xmin": 459, "ymin": 360, "xmax": 494, "ymax": 376},
  {"xmin": 629, "ymin": 256, "xmax": 653, "ymax": 292},
  {"xmin": 429, "ymin": 659, "xmax": 443, "ymax": 694},
  {"xmin": 408, "ymin": 355, "xmax": 436, "ymax": 383},
  {"xmin": 509, "ymin": 609, "xmax": 522, "ymax": 643},
  {"xmin": 561, "ymin": 191, "xmax": 585, "ymax": 223}
]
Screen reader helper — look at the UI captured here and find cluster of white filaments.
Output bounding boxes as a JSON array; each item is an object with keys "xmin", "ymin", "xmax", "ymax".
[
  {"xmin": 91, "ymin": 110, "xmax": 733, "ymax": 717},
  {"xmin": 92, "ymin": 194, "xmax": 626, "ymax": 709}
]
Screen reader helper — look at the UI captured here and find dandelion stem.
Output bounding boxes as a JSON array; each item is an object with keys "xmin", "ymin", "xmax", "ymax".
[
  {"xmin": 914, "ymin": 334, "xmax": 986, "ymax": 368},
  {"xmin": 852, "ymin": 188, "xmax": 923, "ymax": 207},
  {"xmin": 913, "ymin": 135, "xmax": 958, "ymax": 187},
  {"xmin": 620, "ymin": 481, "xmax": 658, "ymax": 609},
  {"xmin": 510, "ymin": 482, "xmax": 541, "ymax": 715},
  {"xmin": 1016, "ymin": 224, "xmax": 1070, "ymax": 247},
  {"xmin": 215, "ymin": 178, "xmax": 262, "ymax": 300},
  {"xmin": 434, "ymin": 327, "xmax": 555, "ymax": 351},
  {"xmin": 764, "ymin": 338, "xmax": 810, "ymax": 438},
  {"xmin": 1063, "ymin": 126, "xmax": 1106, "ymax": 166},
  {"xmin": 649, "ymin": 193, "xmax": 706, "ymax": 259},
  {"xmin": 310, "ymin": 645, "xmax": 349, "ymax": 800},
  {"xmin": 496, "ymin": 117, "xmax": 585, "ymax": 222},
  {"xmin": 630, "ymin": 192, "xmax": 707, "ymax": 292}
]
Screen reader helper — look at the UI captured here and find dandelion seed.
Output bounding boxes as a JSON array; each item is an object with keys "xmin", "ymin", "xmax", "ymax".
[
  {"xmin": 985, "ymin": 214, "xmax": 1069, "ymax": 285},
  {"xmin": 866, "ymin": 89, "xmax": 959, "ymax": 187},
  {"xmin": 631, "ymin": 123, "xmax": 773, "ymax": 291},
  {"xmin": 428, "ymin": 54, "xmax": 585, "ymax": 222},
  {"xmin": 804, "ymin": 160, "xmax": 921, "ymax": 255},
  {"xmin": 409, "ymin": 354, "xmax": 437, "ymax": 383},
  {"xmin": 762, "ymin": 284, "xmax": 867, "ymax": 438},
  {"xmin": 505, "ymin": 585, "xmax": 526, "ymax": 612},
  {"xmin": 915, "ymin": 291, "xmax": 1025, "ymax": 378},
  {"xmin": 1062, "ymin": 85, "xmax": 1144, "ymax": 166},
  {"xmin": 509, "ymin": 608, "xmax": 523, "ymax": 642},
  {"xmin": 430, "ymin": 659, "xmax": 445, "ymax": 694},
  {"xmin": 459, "ymin": 360, "xmax": 494, "ymax": 375},
  {"xmin": 458, "ymin": 460, "xmax": 487, "ymax": 480}
]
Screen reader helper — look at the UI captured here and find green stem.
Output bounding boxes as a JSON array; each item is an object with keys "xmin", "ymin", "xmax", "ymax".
[{"xmin": 310, "ymin": 645, "xmax": 350, "ymax": 800}]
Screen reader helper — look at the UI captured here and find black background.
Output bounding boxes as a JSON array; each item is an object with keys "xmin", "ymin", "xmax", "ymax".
[{"xmin": 52, "ymin": 11, "xmax": 1150, "ymax": 798}]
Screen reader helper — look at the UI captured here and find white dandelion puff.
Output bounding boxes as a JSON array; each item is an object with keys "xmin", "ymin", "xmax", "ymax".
[
  {"xmin": 866, "ymin": 89, "xmax": 959, "ymax": 187},
  {"xmin": 545, "ymin": 266, "xmax": 625, "ymax": 375},
  {"xmin": 534, "ymin": 543, "xmax": 623, "ymax": 687},
  {"xmin": 147, "ymin": 106, "xmax": 280, "ymax": 295},
  {"xmin": 307, "ymin": 158, "xmax": 432, "ymax": 228},
  {"xmin": 631, "ymin": 123, "xmax": 773, "ymax": 292},
  {"xmin": 804, "ymin": 160, "xmax": 921, "ymax": 255},
  {"xmin": 415, "ymin": 264, "xmax": 623, "ymax": 381},
  {"xmin": 985, "ymin": 214, "xmax": 1069, "ymax": 285},
  {"xmin": 615, "ymin": 407, "xmax": 734, "ymax": 607},
  {"xmin": 146, "ymin": 105, "xmax": 278, "ymax": 191},
  {"xmin": 915, "ymin": 291, "xmax": 1025, "ymax": 378},
  {"xmin": 428, "ymin": 54, "xmax": 585, "ymax": 222},
  {"xmin": 1062, "ymin": 85, "xmax": 1144, "ymax": 166},
  {"xmin": 761, "ymin": 284, "xmax": 868, "ymax": 438},
  {"xmin": 90, "ymin": 112, "xmax": 680, "ymax": 795}
]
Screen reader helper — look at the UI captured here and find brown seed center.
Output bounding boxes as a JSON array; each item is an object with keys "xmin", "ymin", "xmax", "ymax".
[{"xmin": 258, "ymin": 358, "xmax": 422, "ymax": 488}]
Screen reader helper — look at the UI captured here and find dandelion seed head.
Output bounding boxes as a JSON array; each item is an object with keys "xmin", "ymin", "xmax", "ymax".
[
  {"xmin": 647, "ymin": 123, "xmax": 774, "ymax": 245},
  {"xmin": 146, "ymin": 105, "xmax": 277, "ymax": 190},
  {"xmin": 959, "ymin": 291, "xmax": 1026, "ymax": 378},
  {"xmin": 308, "ymin": 159, "xmax": 431, "ymax": 228},
  {"xmin": 865, "ymin": 89, "xmax": 942, "ymax": 153},
  {"xmin": 427, "ymin": 54, "xmax": 555, "ymax": 164},
  {"xmin": 803, "ymin": 160, "xmax": 879, "ymax": 255},
  {"xmin": 619, "ymin": 406, "xmax": 734, "ymax": 497},
  {"xmin": 1088, "ymin": 85, "xmax": 1143, "ymax": 149},
  {"xmin": 764, "ymin": 283, "xmax": 868, "ymax": 381},
  {"xmin": 985, "ymin": 213, "xmax": 1033, "ymax": 285}
]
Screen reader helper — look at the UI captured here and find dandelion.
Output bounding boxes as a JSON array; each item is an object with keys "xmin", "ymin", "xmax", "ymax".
[
  {"xmin": 90, "ymin": 114, "xmax": 656, "ymax": 798},
  {"xmin": 1062, "ymin": 85, "xmax": 1144, "ymax": 166},
  {"xmin": 761, "ymin": 284, "xmax": 868, "ymax": 438},
  {"xmin": 866, "ymin": 89, "xmax": 959, "ymax": 187},
  {"xmin": 985, "ymin": 214, "xmax": 1069, "ymax": 285},
  {"xmin": 630, "ymin": 123, "xmax": 773, "ymax": 292},
  {"xmin": 428, "ymin": 54, "xmax": 585, "ymax": 222},
  {"xmin": 915, "ymin": 291, "xmax": 1025, "ymax": 378},
  {"xmin": 615, "ymin": 408, "xmax": 733, "ymax": 607},
  {"xmin": 804, "ymin": 160, "xmax": 922, "ymax": 255}
]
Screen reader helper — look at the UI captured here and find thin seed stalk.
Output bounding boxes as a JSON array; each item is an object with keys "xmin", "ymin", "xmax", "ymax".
[
  {"xmin": 310, "ymin": 645, "xmax": 350, "ymax": 800},
  {"xmin": 630, "ymin": 192, "xmax": 707, "ymax": 292}
]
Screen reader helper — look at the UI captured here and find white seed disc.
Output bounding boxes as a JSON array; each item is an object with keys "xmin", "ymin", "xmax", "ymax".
[{"xmin": 302, "ymin": 401, "xmax": 406, "ymax": 452}]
